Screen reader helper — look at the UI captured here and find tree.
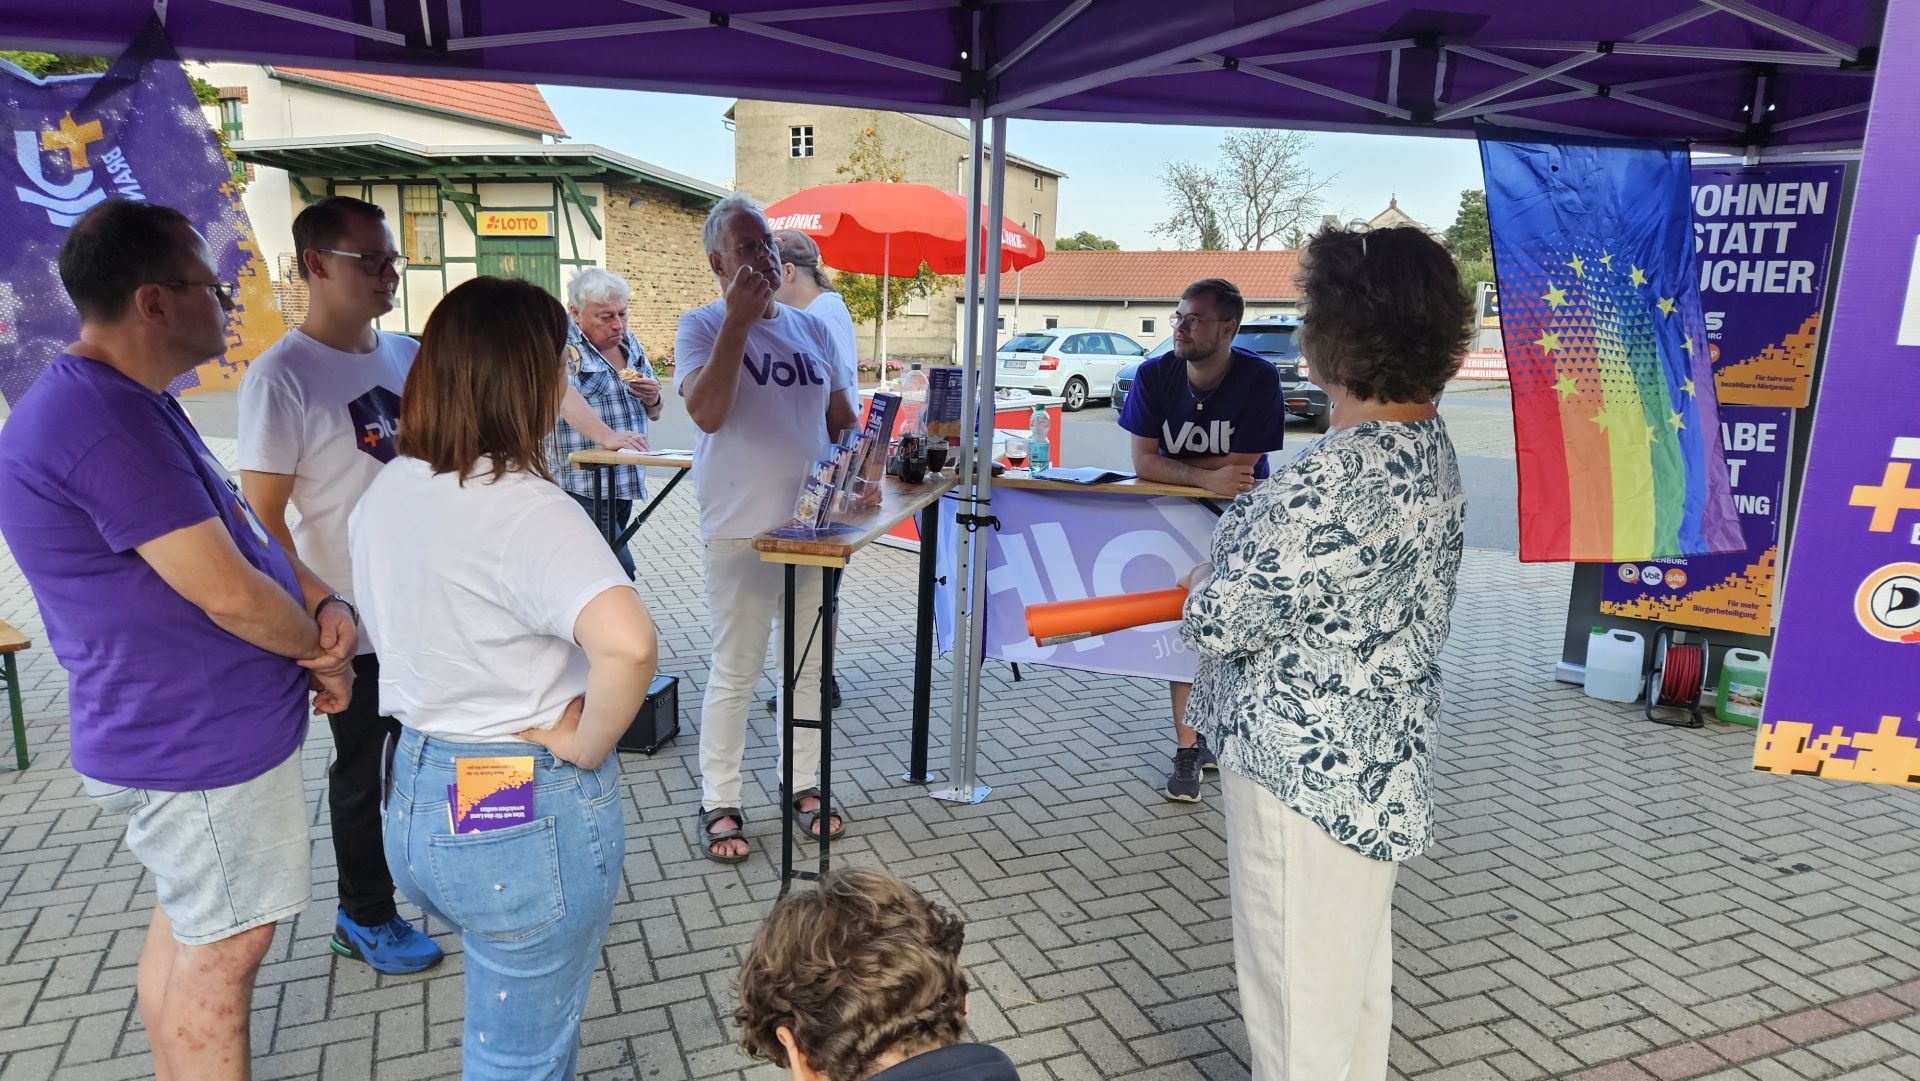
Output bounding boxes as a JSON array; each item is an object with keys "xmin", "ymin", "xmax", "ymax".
[
  {"xmin": 831, "ymin": 126, "xmax": 956, "ymax": 369},
  {"xmin": 1153, "ymin": 130, "xmax": 1331, "ymax": 251},
  {"xmin": 1445, "ymin": 189, "xmax": 1490, "ymax": 261},
  {"xmin": 1445, "ymin": 190, "xmax": 1493, "ymax": 298},
  {"xmin": 1054, "ymin": 230, "xmax": 1120, "ymax": 251},
  {"xmin": 1, "ymin": 51, "xmax": 244, "ymax": 188}
]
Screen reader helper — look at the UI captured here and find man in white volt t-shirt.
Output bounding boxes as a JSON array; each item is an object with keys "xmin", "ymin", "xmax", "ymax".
[
  {"xmin": 678, "ymin": 195, "xmax": 858, "ymax": 864},
  {"xmin": 236, "ymin": 196, "xmax": 443, "ymax": 975}
]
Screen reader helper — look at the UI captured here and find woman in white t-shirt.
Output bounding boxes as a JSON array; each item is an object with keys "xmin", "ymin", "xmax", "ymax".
[{"xmin": 349, "ymin": 277, "xmax": 658, "ymax": 1081}]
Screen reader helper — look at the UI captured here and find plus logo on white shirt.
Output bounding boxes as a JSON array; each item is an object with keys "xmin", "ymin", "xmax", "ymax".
[{"xmin": 1163, "ymin": 418, "xmax": 1237, "ymax": 455}]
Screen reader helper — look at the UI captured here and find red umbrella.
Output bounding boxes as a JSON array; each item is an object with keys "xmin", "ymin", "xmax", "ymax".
[{"xmin": 764, "ymin": 181, "xmax": 1047, "ymax": 372}]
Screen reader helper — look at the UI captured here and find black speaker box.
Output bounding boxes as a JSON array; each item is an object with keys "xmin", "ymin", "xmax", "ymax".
[{"xmin": 618, "ymin": 674, "xmax": 680, "ymax": 755}]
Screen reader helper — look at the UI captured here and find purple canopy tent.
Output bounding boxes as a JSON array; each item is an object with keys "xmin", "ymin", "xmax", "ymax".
[{"xmin": 0, "ymin": 0, "xmax": 1893, "ymax": 799}]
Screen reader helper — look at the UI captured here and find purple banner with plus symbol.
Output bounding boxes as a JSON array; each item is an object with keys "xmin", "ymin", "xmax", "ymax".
[{"xmin": 1760, "ymin": 2, "xmax": 1920, "ymax": 787}]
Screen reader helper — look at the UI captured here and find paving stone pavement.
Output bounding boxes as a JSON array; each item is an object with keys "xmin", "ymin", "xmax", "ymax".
[{"xmin": 1, "ymin": 428, "xmax": 1917, "ymax": 1081}]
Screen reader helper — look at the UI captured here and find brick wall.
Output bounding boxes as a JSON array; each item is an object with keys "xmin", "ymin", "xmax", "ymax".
[{"xmin": 602, "ymin": 182, "xmax": 721, "ymax": 366}]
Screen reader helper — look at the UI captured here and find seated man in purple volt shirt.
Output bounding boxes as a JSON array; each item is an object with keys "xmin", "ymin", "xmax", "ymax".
[
  {"xmin": 0, "ymin": 200, "xmax": 356, "ymax": 1081},
  {"xmin": 1116, "ymin": 277, "xmax": 1286, "ymax": 806}
]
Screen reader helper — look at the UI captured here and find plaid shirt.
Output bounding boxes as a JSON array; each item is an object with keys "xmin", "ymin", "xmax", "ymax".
[{"xmin": 549, "ymin": 323, "xmax": 657, "ymax": 500}]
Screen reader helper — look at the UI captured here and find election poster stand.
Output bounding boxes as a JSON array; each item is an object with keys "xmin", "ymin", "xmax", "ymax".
[{"xmin": 1558, "ymin": 160, "xmax": 1857, "ymax": 702}]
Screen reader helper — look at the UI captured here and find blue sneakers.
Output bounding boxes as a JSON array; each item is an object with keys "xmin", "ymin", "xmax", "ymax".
[{"xmin": 329, "ymin": 909, "xmax": 444, "ymax": 975}]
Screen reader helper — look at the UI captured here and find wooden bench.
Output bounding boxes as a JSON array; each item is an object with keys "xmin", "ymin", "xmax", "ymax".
[{"xmin": 0, "ymin": 619, "xmax": 29, "ymax": 771}]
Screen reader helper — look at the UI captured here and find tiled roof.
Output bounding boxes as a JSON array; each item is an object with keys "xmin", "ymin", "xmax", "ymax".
[
  {"xmin": 272, "ymin": 67, "xmax": 566, "ymax": 137},
  {"xmin": 1011, "ymin": 250, "xmax": 1302, "ymax": 301}
]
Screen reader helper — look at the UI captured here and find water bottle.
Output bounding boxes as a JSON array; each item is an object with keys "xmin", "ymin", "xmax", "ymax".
[
  {"xmin": 897, "ymin": 363, "xmax": 929, "ymax": 437},
  {"xmin": 1027, "ymin": 403, "xmax": 1051, "ymax": 474}
]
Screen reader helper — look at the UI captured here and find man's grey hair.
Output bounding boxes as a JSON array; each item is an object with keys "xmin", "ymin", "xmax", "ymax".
[
  {"xmin": 702, "ymin": 192, "xmax": 766, "ymax": 255},
  {"xmin": 568, "ymin": 267, "xmax": 632, "ymax": 310}
]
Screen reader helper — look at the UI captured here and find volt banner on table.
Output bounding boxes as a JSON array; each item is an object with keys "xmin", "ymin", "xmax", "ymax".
[
  {"xmin": 1601, "ymin": 406, "xmax": 1791, "ymax": 634},
  {"xmin": 0, "ymin": 18, "xmax": 284, "ymax": 406},
  {"xmin": 1482, "ymin": 136, "xmax": 1743, "ymax": 564},
  {"xmin": 1693, "ymin": 162, "xmax": 1845, "ymax": 407},
  {"xmin": 934, "ymin": 487, "xmax": 1216, "ymax": 683},
  {"xmin": 1759, "ymin": 1, "xmax": 1920, "ymax": 789}
]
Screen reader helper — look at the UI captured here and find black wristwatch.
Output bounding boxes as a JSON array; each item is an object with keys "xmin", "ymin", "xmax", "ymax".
[{"xmin": 315, "ymin": 593, "xmax": 360, "ymax": 627}]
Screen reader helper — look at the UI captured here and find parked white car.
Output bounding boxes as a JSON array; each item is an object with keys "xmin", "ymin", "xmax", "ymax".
[{"xmin": 993, "ymin": 328, "xmax": 1147, "ymax": 411}]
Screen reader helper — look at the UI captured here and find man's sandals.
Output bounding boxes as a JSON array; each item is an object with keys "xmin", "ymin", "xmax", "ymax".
[
  {"xmin": 698, "ymin": 806, "xmax": 749, "ymax": 864},
  {"xmin": 788, "ymin": 786, "xmax": 847, "ymax": 843}
]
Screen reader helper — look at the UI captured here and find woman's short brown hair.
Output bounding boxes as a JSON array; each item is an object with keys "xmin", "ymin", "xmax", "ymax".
[
  {"xmin": 1295, "ymin": 224, "xmax": 1473, "ymax": 403},
  {"xmin": 397, "ymin": 277, "xmax": 569, "ymax": 484},
  {"xmin": 737, "ymin": 868, "xmax": 968, "ymax": 1080}
]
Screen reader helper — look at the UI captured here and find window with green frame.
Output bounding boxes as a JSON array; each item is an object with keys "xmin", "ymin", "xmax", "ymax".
[
  {"xmin": 401, "ymin": 186, "xmax": 442, "ymax": 266},
  {"xmin": 217, "ymin": 98, "xmax": 245, "ymax": 181}
]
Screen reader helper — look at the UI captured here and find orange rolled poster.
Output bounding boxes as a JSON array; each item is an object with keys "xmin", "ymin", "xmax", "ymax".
[{"xmin": 1025, "ymin": 588, "xmax": 1188, "ymax": 646}]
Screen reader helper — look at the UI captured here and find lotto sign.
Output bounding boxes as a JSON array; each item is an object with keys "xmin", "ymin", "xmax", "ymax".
[
  {"xmin": 1762, "ymin": 3, "xmax": 1920, "ymax": 788},
  {"xmin": 477, "ymin": 211, "xmax": 553, "ymax": 236}
]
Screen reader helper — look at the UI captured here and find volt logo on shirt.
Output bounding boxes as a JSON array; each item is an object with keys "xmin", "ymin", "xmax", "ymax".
[
  {"xmin": 348, "ymin": 386, "xmax": 402, "ymax": 464},
  {"xmin": 1163, "ymin": 419, "xmax": 1237, "ymax": 455},
  {"xmin": 743, "ymin": 351, "xmax": 826, "ymax": 388}
]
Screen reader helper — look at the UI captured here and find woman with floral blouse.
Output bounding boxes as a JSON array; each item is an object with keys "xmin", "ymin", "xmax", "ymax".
[{"xmin": 1179, "ymin": 223, "xmax": 1472, "ymax": 1081}]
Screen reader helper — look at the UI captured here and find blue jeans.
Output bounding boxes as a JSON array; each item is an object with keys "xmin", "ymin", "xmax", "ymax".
[{"xmin": 384, "ymin": 729, "xmax": 625, "ymax": 1081}]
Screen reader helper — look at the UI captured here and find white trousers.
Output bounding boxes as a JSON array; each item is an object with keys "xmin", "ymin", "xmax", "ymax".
[
  {"xmin": 1222, "ymin": 768, "xmax": 1399, "ymax": 1081},
  {"xmin": 698, "ymin": 538, "xmax": 825, "ymax": 811}
]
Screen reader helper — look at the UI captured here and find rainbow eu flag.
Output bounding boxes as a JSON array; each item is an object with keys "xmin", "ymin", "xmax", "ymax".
[{"xmin": 1481, "ymin": 138, "xmax": 1744, "ymax": 563}]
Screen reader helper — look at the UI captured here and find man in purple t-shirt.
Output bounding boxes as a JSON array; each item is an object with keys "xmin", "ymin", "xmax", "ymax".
[
  {"xmin": 0, "ymin": 201, "xmax": 355, "ymax": 1081},
  {"xmin": 1117, "ymin": 277, "xmax": 1285, "ymax": 803}
]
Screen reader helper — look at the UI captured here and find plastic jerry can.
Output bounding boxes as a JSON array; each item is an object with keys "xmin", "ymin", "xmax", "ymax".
[
  {"xmin": 1584, "ymin": 627, "xmax": 1645, "ymax": 703},
  {"xmin": 1714, "ymin": 648, "xmax": 1770, "ymax": 727}
]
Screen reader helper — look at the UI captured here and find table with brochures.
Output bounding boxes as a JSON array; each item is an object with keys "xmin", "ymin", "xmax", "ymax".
[{"xmin": 753, "ymin": 473, "xmax": 956, "ymax": 890}]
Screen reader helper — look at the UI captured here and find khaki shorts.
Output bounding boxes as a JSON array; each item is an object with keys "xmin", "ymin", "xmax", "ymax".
[{"xmin": 81, "ymin": 748, "xmax": 311, "ymax": 946}]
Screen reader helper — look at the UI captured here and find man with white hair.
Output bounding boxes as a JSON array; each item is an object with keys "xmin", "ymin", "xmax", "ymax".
[
  {"xmin": 679, "ymin": 194, "xmax": 858, "ymax": 863},
  {"xmin": 551, "ymin": 267, "xmax": 665, "ymax": 579}
]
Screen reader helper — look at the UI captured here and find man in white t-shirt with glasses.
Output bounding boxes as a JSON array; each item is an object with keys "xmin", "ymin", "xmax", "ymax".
[
  {"xmin": 678, "ymin": 194, "xmax": 858, "ymax": 864},
  {"xmin": 238, "ymin": 196, "xmax": 445, "ymax": 974}
]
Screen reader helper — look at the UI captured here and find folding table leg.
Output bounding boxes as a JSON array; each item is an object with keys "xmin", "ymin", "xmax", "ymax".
[{"xmin": 3, "ymin": 654, "xmax": 25, "ymax": 772}]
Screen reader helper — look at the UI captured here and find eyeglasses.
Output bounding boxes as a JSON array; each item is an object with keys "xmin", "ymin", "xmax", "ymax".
[
  {"xmin": 1169, "ymin": 312, "xmax": 1229, "ymax": 330},
  {"xmin": 152, "ymin": 279, "xmax": 239, "ymax": 307},
  {"xmin": 314, "ymin": 248, "xmax": 408, "ymax": 276},
  {"xmin": 722, "ymin": 236, "xmax": 779, "ymax": 260}
]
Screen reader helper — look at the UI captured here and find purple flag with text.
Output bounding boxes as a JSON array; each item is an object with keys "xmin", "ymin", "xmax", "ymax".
[
  {"xmin": 1760, "ymin": 2, "xmax": 1920, "ymax": 788},
  {"xmin": 0, "ymin": 19, "xmax": 284, "ymax": 405}
]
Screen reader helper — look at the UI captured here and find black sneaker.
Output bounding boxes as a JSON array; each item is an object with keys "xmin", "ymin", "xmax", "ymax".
[
  {"xmin": 1163, "ymin": 745, "xmax": 1203, "ymax": 803},
  {"xmin": 765, "ymin": 676, "xmax": 843, "ymax": 713},
  {"xmin": 1195, "ymin": 733, "xmax": 1219, "ymax": 772}
]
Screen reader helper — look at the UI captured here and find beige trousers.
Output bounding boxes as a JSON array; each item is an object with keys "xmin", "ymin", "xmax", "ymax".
[{"xmin": 1222, "ymin": 768, "xmax": 1400, "ymax": 1081}]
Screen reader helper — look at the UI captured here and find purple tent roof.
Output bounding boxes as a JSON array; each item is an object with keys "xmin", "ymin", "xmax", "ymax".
[{"xmin": 0, "ymin": 1, "xmax": 1886, "ymax": 149}]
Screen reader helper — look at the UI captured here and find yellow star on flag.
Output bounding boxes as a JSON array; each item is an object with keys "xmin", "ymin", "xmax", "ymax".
[
  {"xmin": 1568, "ymin": 253, "xmax": 1586, "ymax": 278},
  {"xmin": 1535, "ymin": 331, "xmax": 1562, "ymax": 354},
  {"xmin": 1656, "ymin": 297, "xmax": 1676, "ymax": 317},
  {"xmin": 1681, "ymin": 337, "xmax": 1695, "ymax": 355},
  {"xmin": 1629, "ymin": 266, "xmax": 1648, "ymax": 287},
  {"xmin": 1543, "ymin": 284, "xmax": 1569, "ymax": 309},
  {"xmin": 1644, "ymin": 424, "xmax": 1659, "ymax": 445},
  {"xmin": 1680, "ymin": 377, "xmax": 1697, "ymax": 397},
  {"xmin": 1667, "ymin": 411, "xmax": 1687, "ymax": 431},
  {"xmin": 1591, "ymin": 410, "xmax": 1613, "ymax": 432},
  {"xmin": 1600, "ymin": 252, "xmax": 1614, "ymax": 271},
  {"xmin": 1553, "ymin": 375, "xmax": 1578, "ymax": 399}
]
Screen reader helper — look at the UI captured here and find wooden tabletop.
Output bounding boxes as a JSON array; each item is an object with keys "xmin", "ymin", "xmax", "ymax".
[
  {"xmin": 567, "ymin": 449, "xmax": 694, "ymax": 470},
  {"xmin": 992, "ymin": 471, "xmax": 1220, "ymax": 501},
  {"xmin": 0, "ymin": 619, "xmax": 30, "ymax": 655},
  {"xmin": 755, "ymin": 475, "xmax": 956, "ymax": 567}
]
